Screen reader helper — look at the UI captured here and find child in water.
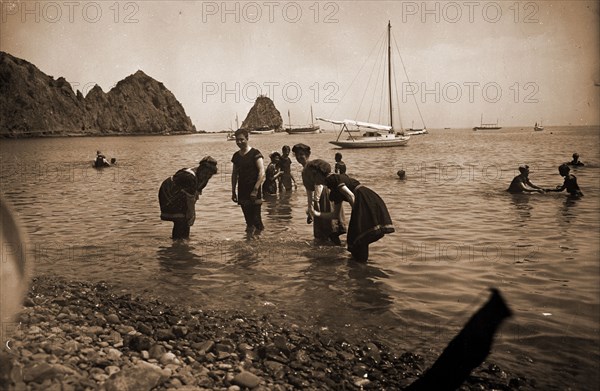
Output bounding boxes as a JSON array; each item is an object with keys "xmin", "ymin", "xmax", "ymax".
[
  {"xmin": 334, "ymin": 152, "xmax": 346, "ymax": 174},
  {"xmin": 263, "ymin": 152, "xmax": 282, "ymax": 196},
  {"xmin": 547, "ymin": 163, "xmax": 583, "ymax": 197}
]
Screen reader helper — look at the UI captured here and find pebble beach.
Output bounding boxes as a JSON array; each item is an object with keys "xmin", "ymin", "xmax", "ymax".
[{"xmin": 1, "ymin": 276, "xmax": 532, "ymax": 390}]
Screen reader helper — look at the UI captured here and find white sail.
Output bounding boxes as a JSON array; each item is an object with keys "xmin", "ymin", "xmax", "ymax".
[{"xmin": 316, "ymin": 117, "xmax": 392, "ymax": 131}]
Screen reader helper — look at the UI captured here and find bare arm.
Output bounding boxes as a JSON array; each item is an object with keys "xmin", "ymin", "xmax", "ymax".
[
  {"xmin": 251, "ymin": 157, "xmax": 265, "ymax": 197},
  {"xmin": 313, "ymin": 201, "xmax": 343, "ymax": 220},
  {"xmin": 231, "ymin": 164, "xmax": 239, "ymax": 202},
  {"xmin": 525, "ymin": 178, "xmax": 544, "ymax": 191},
  {"xmin": 339, "ymin": 185, "xmax": 355, "ymax": 207}
]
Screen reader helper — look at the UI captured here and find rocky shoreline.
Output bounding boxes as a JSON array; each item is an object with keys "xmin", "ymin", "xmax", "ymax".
[{"xmin": 1, "ymin": 276, "xmax": 532, "ymax": 390}]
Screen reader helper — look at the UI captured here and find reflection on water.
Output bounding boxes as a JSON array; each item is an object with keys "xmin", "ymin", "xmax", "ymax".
[
  {"xmin": 1, "ymin": 128, "xmax": 599, "ymax": 390},
  {"xmin": 346, "ymin": 261, "xmax": 394, "ymax": 314},
  {"xmin": 264, "ymin": 191, "xmax": 294, "ymax": 221},
  {"xmin": 157, "ymin": 241, "xmax": 204, "ymax": 273},
  {"xmin": 509, "ymin": 193, "xmax": 533, "ymax": 225}
]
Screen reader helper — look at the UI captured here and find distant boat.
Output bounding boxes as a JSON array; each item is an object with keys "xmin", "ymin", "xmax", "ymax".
[
  {"xmin": 249, "ymin": 126, "xmax": 276, "ymax": 135},
  {"xmin": 317, "ymin": 119, "xmax": 410, "ymax": 148},
  {"xmin": 285, "ymin": 107, "xmax": 320, "ymax": 134},
  {"xmin": 473, "ymin": 114, "xmax": 501, "ymax": 130},
  {"xmin": 534, "ymin": 121, "xmax": 544, "ymax": 131},
  {"xmin": 405, "ymin": 120, "xmax": 428, "ymax": 135},
  {"xmin": 317, "ymin": 21, "xmax": 413, "ymax": 149},
  {"xmin": 227, "ymin": 114, "xmax": 239, "ymax": 140}
]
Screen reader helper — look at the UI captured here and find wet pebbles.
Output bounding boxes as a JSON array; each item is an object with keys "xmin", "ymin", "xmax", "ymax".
[{"xmin": 0, "ymin": 276, "xmax": 531, "ymax": 390}]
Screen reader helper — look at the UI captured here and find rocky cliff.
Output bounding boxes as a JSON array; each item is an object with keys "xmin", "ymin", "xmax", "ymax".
[
  {"xmin": 240, "ymin": 96, "xmax": 283, "ymax": 132},
  {"xmin": 0, "ymin": 51, "xmax": 196, "ymax": 137}
]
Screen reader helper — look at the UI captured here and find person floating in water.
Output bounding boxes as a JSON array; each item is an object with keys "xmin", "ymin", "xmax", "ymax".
[
  {"xmin": 506, "ymin": 165, "xmax": 544, "ymax": 194},
  {"xmin": 158, "ymin": 157, "xmax": 218, "ymax": 239},
  {"xmin": 305, "ymin": 159, "xmax": 394, "ymax": 262},
  {"xmin": 334, "ymin": 152, "xmax": 347, "ymax": 174},
  {"xmin": 546, "ymin": 163, "xmax": 583, "ymax": 197},
  {"xmin": 231, "ymin": 129, "xmax": 265, "ymax": 233},
  {"xmin": 94, "ymin": 151, "xmax": 111, "ymax": 168},
  {"xmin": 568, "ymin": 153, "xmax": 584, "ymax": 167},
  {"xmin": 397, "ymin": 170, "xmax": 406, "ymax": 180},
  {"xmin": 263, "ymin": 151, "xmax": 282, "ymax": 196},
  {"xmin": 277, "ymin": 145, "xmax": 296, "ymax": 192}
]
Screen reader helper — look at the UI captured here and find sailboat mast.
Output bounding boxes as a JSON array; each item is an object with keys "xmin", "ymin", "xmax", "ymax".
[
  {"xmin": 387, "ymin": 20, "xmax": 393, "ymax": 131},
  {"xmin": 310, "ymin": 106, "xmax": 314, "ymax": 125}
]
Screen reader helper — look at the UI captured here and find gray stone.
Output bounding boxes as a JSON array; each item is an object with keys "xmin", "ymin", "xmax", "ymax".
[
  {"xmin": 104, "ymin": 361, "xmax": 169, "ymax": 391},
  {"xmin": 106, "ymin": 314, "xmax": 120, "ymax": 324},
  {"xmin": 149, "ymin": 344, "xmax": 167, "ymax": 360},
  {"xmin": 232, "ymin": 371, "xmax": 261, "ymax": 389}
]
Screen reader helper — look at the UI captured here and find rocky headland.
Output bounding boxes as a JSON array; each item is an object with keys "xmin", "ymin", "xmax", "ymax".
[
  {"xmin": 0, "ymin": 276, "xmax": 533, "ymax": 390},
  {"xmin": 240, "ymin": 96, "xmax": 283, "ymax": 132},
  {"xmin": 0, "ymin": 52, "xmax": 196, "ymax": 138}
]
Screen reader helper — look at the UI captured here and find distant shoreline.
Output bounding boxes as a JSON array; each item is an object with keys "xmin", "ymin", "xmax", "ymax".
[{"xmin": 1, "ymin": 125, "xmax": 597, "ymax": 140}]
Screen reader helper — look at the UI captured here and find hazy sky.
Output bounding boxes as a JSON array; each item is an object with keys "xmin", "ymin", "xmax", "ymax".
[{"xmin": 1, "ymin": 0, "xmax": 599, "ymax": 130}]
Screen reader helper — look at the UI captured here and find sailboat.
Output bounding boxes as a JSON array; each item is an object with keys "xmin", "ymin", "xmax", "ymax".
[
  {"xmin": 285, "ymin": 107, "xmax": 320, "ymax": 134},
  {"xmin": 406, "ymin": 120, "xmax": 428, "ymax": 135},
  {"xmin": 534, "ymin": 121, "xmax": 544, "ymax": 131},
  {"xmin": 249, "ymin": 127, "xmax": 276, "ymax": 135},
  {"xmin": 473, "ymin": 114, "xmax": 501, "ymax": 130},
  {"xmin": 227, "ymin": 114, "xmax": 238, "ymax": 141},
  {"xmin": 317, "ymin": 21, "xmax": 411, "ymax": 148}
]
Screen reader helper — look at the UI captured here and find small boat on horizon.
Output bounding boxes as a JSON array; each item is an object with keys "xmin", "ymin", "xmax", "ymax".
[
  {"xmin": 473, "ymin": 114, "xmax": 501, "ymax": 130},
  {"xmin": 227, "ymin": 114, "xmax": 239, "ymax": 140},
  {"xmin": 249, "ymin": 126, "xmax": 276, "ymax": 135},
  {"xmin": 285, "ymin": 107, "xmax": 320, "ymax": 135},
  {"xmin": 534, "ymin": 121, "xmax": 544, "ymax": 131}
]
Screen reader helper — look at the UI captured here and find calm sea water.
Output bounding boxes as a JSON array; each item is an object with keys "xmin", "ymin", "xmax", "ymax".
[{"xmin": 1, "ymin": 126, "xmax": 598, "ymax": 389}]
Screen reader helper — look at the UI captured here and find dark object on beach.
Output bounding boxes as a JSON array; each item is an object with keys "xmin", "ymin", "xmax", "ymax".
[
  {"xmin": 406, "ymin": 288, "xmax": 512, "ymax": 391},
  {"xmin": 397, "ymin": 170, "xmax": 406, "ymax": 179}
]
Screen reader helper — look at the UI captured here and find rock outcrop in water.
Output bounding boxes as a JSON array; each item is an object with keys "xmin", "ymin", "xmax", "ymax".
[
  {"xmin": 0, "ymin": 51, "xmax": 196, "ymax": 138},
  {"xmin": 240, "ymin": 95, "xmax": 283, "ymax": 132}
]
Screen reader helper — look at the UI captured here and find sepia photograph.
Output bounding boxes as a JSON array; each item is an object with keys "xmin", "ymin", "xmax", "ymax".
[{"xmin": 1, "ymin": 1, "xmax": 599, "ymax": 389}]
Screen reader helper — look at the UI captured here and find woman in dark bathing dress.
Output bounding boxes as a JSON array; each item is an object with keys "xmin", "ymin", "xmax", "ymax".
[
  {"xmin": 292, "ymin": 144, "xmax": 345, "ymax": 245},
  {"xmin": 159, "ymin": 156, "xmax": 218, "ymax": 239},
  {"xmin": 304, "ymin": 159, "xmax": 394, "ymax": 261}
]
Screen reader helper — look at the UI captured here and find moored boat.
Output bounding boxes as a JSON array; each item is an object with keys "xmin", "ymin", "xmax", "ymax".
[{"xmin": 317, "ymin": 21, "xmax": 418, "ymax": 149}]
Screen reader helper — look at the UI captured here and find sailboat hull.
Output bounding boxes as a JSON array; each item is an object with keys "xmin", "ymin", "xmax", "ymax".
[
  {"xmin": 330, "ymin": 136, "xmax": 410, "ymax": 148},
  {"xmin": 249, "ymin": 129, "xmax": 275, "ymax": 135},
  {"xmin": 285, "ymin": 126, "xmax": 320, "ymax": 134}
]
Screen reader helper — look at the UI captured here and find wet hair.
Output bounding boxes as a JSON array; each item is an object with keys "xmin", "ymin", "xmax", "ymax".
[
  {"xmin": 397, "ymin": 170, "xmax": 406, "ymax": 179},
  {"xmin": 292, "ymin": 143, "xmax": 311, "ymax": 157},
  {"xmin": 573, "ymin": 153, "xmax": 579, "ymax": 159},
  {"xmin": 269, "ymin": 151, "xmax": 281, "ymax": 160},
  {"xmin": 198, "ymin": 156, "xmax": 218, "ymax": 175},
  {"xmin": 518, "ymin": 165, "xmax": 529, "ymax": 174},
  {"xmin": 335, "ymin": 152, "xmax": 343, "ymax": 161},
  {"xmin": 234, "ymin": 128, "xmax": 249, "ymax": 139},
  {"xmin": 559, "ymin": 163, "xmax": 570, "ymax": 175},
  {"xmin": 305, "ymin": 159, "xmax": 331, "ymax": 177},
  {"xmin": 282, "ymin": 145, "xmax": 290, "ymax": 153}
]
